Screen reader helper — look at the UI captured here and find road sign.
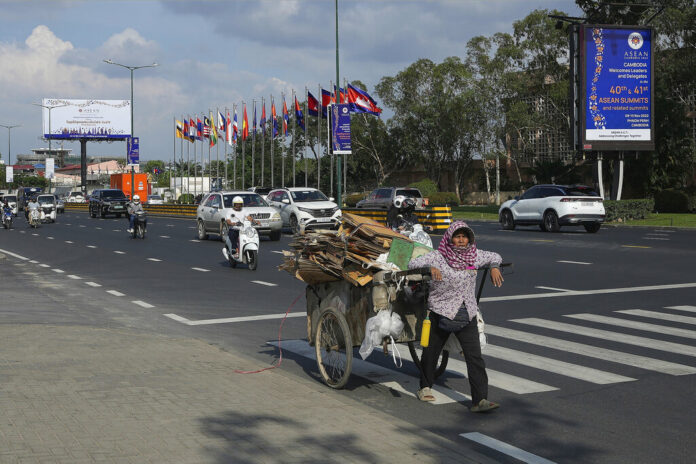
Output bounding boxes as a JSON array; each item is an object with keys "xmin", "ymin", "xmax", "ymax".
[{"xmin": 127, "ymin": 137, "xmax": 140, "ymax": 164}]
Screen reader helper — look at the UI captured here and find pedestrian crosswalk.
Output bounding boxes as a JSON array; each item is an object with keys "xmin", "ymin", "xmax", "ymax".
[{"xmin": 271, "ymin": 304, "xmax": 696, "ymax": 404}]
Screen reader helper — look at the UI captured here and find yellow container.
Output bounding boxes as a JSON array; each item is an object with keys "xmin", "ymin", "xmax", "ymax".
[{"xmin": 420, "ymin": 316, "xmax": 431, "ymax": 347}]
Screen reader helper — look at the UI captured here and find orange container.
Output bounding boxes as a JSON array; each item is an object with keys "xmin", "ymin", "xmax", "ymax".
[{"xmin": 110, "ymin": 173, "xmax": 148, "ymax": 202}]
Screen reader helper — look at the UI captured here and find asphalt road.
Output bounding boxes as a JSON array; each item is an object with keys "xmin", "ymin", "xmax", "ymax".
[{"xmin": 1, "ymin": 211, "xmax": 695, "ymax": 463}]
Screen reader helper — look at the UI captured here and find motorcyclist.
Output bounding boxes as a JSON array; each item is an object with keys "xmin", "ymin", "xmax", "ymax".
[
  {"xmin": 26, "ymin": 196, "xmax": 40, "ymax": 223},
  {"xmin": 2, "ymin": 200, "xmax": 11, "ymax": 222},
  {"xmin": 126, "ymin": 194, "xmax": 144, "ymax": 233},
  {"xmin": 386, "ymin": 195, "xmax": 420, "ymax": 232},
  {"xmin": 222, "ymin": 196, "xmax": 258, "ymax": 260}
]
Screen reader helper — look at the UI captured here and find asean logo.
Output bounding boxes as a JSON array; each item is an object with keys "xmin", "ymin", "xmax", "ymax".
[
  {"xmin": 628, "ymin": 32, "xmax": 644, "ymax": 50},
  {"xmin": 341, "ymin": 106, "xmax": 349, "ymax": 114}
]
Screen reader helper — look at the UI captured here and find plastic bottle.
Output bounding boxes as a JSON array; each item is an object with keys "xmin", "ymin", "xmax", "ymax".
[{"xmin": 420, "ymin": 314, "xmax": 431, "ymax": 347}]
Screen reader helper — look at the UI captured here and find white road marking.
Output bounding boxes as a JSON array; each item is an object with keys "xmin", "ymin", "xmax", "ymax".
[
  {"xmin": 191, "ymin": 267, "xmax": 210, "ymax": 272},
  {"xmin": 164, "ymin": 312, "xmax": 305, "ymax": 325},
  {"xmin": 67, "ymin": 275, "xmax": 82, "ymax": 280},
  {"xmin": 96, "ymin": 227, "xmax": 102, "ymax": 230},
  {"xmin": 85, "ymin": 282, "xmax": 102, "ymax": 287},
  {"xmin": 252, "ymin": 280, "xmax": 278, "ymax": 287},
  {"xmin": 189, "ymin": 239, "xmax": 200, "ymax": 242},
  {"xmin": 513, "ymin": 318, "xmax": 696, "ymax": 357},
  {"xmin": 47, "ymin": 236, "xmax": 54, "ymax": 240},
  {"xmin": 654, "ymin": 229, "xmax": 676, "ymax": 233},
  {"xmin": 65, "ymin": 223, "xmax": 71, "ymax": 226},
  {"xmin": 87, "ymin": 245, "xmax": 97, "ymax": 248},
  {"xmin": 133, "ymin": 300, "xmax": 154, "ymax": 308},
  {"xmin": 79, "ymin": 225, "xmax": 86, "ymax": 228},
  {"xmin": 646, "ymin": 233, "xmax": 669, "ymax": 236},
  {"xmin": 188, "ymin": 226, "xmax": 195, "ymax": 229},
  {"xmin": 106, "ymin": 290, "xmax": 125, "ymax": 297},
  {"xmin": 52, "ymin": 269, "xmax": 65, "ymax": 274},
  {"xmin": 112, "ymin": 229, "xmax": 121, "ymax": 232},
  {"xmin": 667, "ymin": 305, "xmax": 696, "ymax": 313},
  {"xmin": 486, "ymin": 325, "xmax": 696, "ymax": 375},
  {"xmin": 566, "ymin": 313, "xmax": 696, "ymax": 340},
  {"xmin": 481, "ymin": 282, "xmax": 696, "ymax": 303},
  {"xmin": 0, "ymin": 248, "xmax": 29, "ymax": 260},
  {"xmin": 534, "ymin": 286, "xmax": 572, "ymax": 292},
  {"xmin": 147, "ymin": 258, "xmax": 162, "ymax": 262},
  {"xmin": 460, "ymin": 432, "xmax": 556, "ymax": 464},
  {"xmin": 39, "ymin": 264, "xmax": 49, "ymax": 268},
  {"xmin": 269, "ymin": 340, "xmax": 470, "ymax": 405},
  {"xmin": 114, "ymin": 251, "xmax": 126, "ymax": 254},
  {"xmin": 29, "ymin": 260, "xmax": 39, "ymax": 263},
  {"xmin": 65, "ymin": 241, "xmax": 73, "ymax": 244},
  {"xmin": 271, "ymin": 251, "xmax": 285, "ymax": 254},
  {"xmin": 483, "ymin": 344, "xmax": 635, "ymax": 384},
  {"xmin": 19, "ymin": 231, "xmax": 25, "ymax": 233},
  {"xmin": 167, "ymin": 224, "xmax": 175, "ymax": 227},
  {"xmin": 642, "ymin": 237, "xmax": 669, "ymax": 240},
  {"xmin": 32, "ymin": 233, "xmax": 39, "ymax": 236},
  {"xmin": 159, "ymin": 235, "xmax": 170, "ymax": 238},
  {"xmin": 557, "ymin": 260, "xmax": 591, "ymax": 265},
  {"xmin": 616, "ymin": 309, "xmax": 696, "ymax": 326}
]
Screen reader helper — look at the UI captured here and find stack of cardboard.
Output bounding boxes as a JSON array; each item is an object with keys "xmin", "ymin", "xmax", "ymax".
[{"xmin": 279, "ymin": 212, "xmax": 414, "ymax": 286}]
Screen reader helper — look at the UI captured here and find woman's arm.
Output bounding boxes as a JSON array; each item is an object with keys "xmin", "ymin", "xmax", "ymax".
[{"xmin": 476, "ymin": 250, "xmax": 503, "ymax": 287}]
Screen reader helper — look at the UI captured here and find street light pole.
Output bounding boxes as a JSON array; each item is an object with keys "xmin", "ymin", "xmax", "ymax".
[
  {"xmin": 32, "ymin": 102, "xmax": 66, "ymax": 193},
  {"xmin": 103, "ymin": 59, "xmax": 159, "ymax": 199},
  {"xmin": 335, "ymin": 0, "xmax": 342, "ymax": 207},
  {"xmin": 0, "ymin": 124, "xmax": 20, "ymax": 166}
]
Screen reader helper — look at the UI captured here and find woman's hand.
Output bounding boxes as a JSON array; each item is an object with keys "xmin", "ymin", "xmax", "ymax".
[
  {"xmin": 430, "ymin": 267, "xmax": 442, "ymax": 281},
  {"xmin": 490, "ymin": 267, "xmax": 504, "ymax": 287}
]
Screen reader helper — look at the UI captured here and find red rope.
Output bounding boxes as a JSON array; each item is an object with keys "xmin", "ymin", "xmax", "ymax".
[{"xmin": 234, "ymin": 292, "xmax": 304, "ymax": 374}]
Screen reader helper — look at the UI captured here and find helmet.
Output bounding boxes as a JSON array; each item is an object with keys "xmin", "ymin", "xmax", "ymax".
[
  {"xmin": 393, "ymin": 195, "xmax": 407, "ymax": 209},
  {"xmin": 402, "ymin": 197, "xmax": 416, "ymax": 210},
  {"xmin": 232, "ymin": 196, "xmax": 244, "ymax": 205},
  {"xmin": 133, "ymin": 195, "xmax": 140, "ymax": 202}
]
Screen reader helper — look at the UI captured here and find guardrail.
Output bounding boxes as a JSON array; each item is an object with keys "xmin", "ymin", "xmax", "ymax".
[
  {"xmin": 341, "ymin": 206, "xmax": 452, "ymax": 231},
  {"xmin": 65, "ymin": 203, "xmax": 197, "ymax": 218}
]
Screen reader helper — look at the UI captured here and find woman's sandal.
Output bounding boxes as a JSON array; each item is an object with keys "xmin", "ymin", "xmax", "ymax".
[
  {"xmin": 417, "ymin": 387, "xmax": 435, "ymax": 402},
  {"xmin": 470, "ymin": 399, "xmax": 499, "ymax": 412}
]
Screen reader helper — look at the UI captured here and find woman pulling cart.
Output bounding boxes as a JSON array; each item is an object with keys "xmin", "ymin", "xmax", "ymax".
[{"xmin": 409, "ymin": 220, "xmax": 504, "ymax": 412}]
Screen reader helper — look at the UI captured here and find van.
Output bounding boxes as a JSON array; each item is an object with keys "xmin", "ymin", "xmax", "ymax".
[{"xmin": 17, "ymin": 186, "xmax": 43, "ymax": 211}]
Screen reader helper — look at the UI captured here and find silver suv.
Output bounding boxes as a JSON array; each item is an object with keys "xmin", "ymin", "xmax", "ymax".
[
  {"xmin": 266, "ymin": 187, "xmax": 341, "ymax": 234},
  {"xmin": 356, "ymin": 187, "xmax": 424, "ymax": 209},
  {"xmin": 196, "ymin": 191, "xmax": 282, "ymax": 241}
]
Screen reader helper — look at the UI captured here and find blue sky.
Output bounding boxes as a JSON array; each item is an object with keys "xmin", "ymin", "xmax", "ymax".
[{"xmin": 0, "ymin": 0, "xmax": 581, "ymax": 163}]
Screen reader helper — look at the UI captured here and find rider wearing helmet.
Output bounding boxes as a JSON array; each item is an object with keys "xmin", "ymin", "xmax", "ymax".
[
  {"xmin": 387, "ymin": 194, "xmax": 419, "ymax": 231},
  {"xmin": 223, "ymin": 196, "xmax": 248, "ymax": 259},
  {"xmin": 126, "ymin": 194, "xmax": 144, "ymax": 234}
]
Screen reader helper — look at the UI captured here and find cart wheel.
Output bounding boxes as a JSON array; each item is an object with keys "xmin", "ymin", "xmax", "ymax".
[
  {"xmin": 408, "ymin": 342, "xmax": 450, "ymax": 380},
  {"xmin": 315, "ymin": 307, "xmax": 352, "ymax": 389}
]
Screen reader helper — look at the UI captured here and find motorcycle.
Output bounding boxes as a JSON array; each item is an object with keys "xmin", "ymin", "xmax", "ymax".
[
  {"xmin": 2, "ymin": 209, "xmax": 12, "ymax": 229},
  {"xmin": 222, "ymin": 218, "xmax": 259, "ymax": 270},
  {"xmin": 28, "ymin": 209, "xmax": 40, "ymax": 228},
  {"xmin": 130, "ymin": 211, "xmax": 147, "ymax": 239},
  {"xmin": 396, "ymin": 215, "xmax": 433, "ymax": 248}
]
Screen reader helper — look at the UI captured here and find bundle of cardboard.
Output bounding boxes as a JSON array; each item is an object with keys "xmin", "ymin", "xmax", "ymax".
[{"xmin": 279, "ymin": 212, "xmax": 422, "ymax": 286}]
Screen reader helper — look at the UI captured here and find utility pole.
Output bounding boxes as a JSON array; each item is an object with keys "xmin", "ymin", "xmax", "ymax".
[
  {"xmin": 0, "ymin": 124, "xmax": 20, "ymax": 166},
  {"xmin": 335, "ymin": 0, "xmax": 342, "ymax": 207}
]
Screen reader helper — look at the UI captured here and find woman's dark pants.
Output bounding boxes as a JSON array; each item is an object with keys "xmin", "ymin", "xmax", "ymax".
[{"xmin": 419, "ymin": 313, "xmax": 488, "ymax": 404}]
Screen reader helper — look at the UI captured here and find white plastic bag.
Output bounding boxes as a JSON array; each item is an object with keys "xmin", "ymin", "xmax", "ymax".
[{"xmin": 359, "ymin": 310, "xmax": 405, "ymax": 361}]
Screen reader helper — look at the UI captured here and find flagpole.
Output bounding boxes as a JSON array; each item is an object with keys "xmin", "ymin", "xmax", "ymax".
[
  {"xmin": 232, "ymin": 104, "xmax": 237, "ymax": 189},
  {"xmin": 215, "ymin": 107, "xmax": 219, "ymax": 189},
  {"xmin": 173, "ymin": 116, "xmax": 176, "ymax": 196},
  {"xmin": 292, "ymin": 89, "xmax": 296, "ymax": 187},
  {"xmin": 329, "ymin": 81, "xmax": 334, "ymax": 199},
  {"xmin": 193, "ymin": 116, "xmax": 198, "ymax": 200},
  {"xmin": 343, "ymin": 78, "xmax": 348, "ymax": 198},
  {"xmin": 242, "ymin": 100, "xmax": 246, "ymax": 190},
  {"xmin": 261, "ymin": 97, "xmax": 265, "ymax": 187},
  {"xmin": 180, "ymin": 115, "xmax": 184, "ymax": 197},
  {"xmin": 280, "ymin": 92, "xmax": 285, "ymax": 188},
  {"xmin": 251, "ymin": 99, "xmax": 255, "ymax": 187},
  {"xmin": 224, "ymin": 107, "xmax": 228, "ymax": 189},
  {"xmin": 187, "ymin": 115, "xmax": 190, "ymax": 196},
  {"xmin": 304, "ymin": 87, "xmax": 309, "ymax": 187},
  {"xmin": 270, "ymin": 95, "xmax": 274, "ymax": 188}
]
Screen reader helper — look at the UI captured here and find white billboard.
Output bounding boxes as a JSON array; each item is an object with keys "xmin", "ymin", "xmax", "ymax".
[
  {"xmin": 45, "ymin": 158, "xmax": 55, "ymax": 179},
  {"xmin": 42, "ymin": 99, "xmax": 131, "ymax": 140},
  {"xmin": 5, "ymin": 166, "xmax": 13, "ymax": 183}
]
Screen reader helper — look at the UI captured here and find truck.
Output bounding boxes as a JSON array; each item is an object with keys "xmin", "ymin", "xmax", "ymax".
[{"xmin": 110, "ymin": 173, "xmax": 149, "ymax": 202}]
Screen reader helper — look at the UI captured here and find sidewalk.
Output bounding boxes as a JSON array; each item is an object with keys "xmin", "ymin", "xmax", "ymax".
[{"xmin": 0, "ymin": 256, "xmax": 485, "ymax": 463}]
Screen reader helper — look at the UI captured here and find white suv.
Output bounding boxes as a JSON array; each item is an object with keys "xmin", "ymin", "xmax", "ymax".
[
  {"xmin": 196, "ymin": 191, "xmax": 283, "ymax": 241},
  {"xmin": 266, "ymin": 187, "xmax": 341, "ymax": 234},
  {"xmin": 498, "ymin": 184, "xmax": 605, "ymax": 233}
]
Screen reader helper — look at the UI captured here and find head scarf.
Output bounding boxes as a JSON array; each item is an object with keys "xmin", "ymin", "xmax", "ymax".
[{"xmin": 437, "ymin": 220, "xmax": 477, "ymax": 270}]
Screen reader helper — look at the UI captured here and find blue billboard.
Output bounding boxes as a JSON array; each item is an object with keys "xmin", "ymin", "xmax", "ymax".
[
  {"xmin": 127, "ymin": 137, "xmax": 139, "ymax": 165},
  {"xmin": 580, "ymin": 26, "xmax": 654, "ymax": 151},
  {"xmin": 331, "ymin": 104, "xmax": 352, "ymax": 155}
]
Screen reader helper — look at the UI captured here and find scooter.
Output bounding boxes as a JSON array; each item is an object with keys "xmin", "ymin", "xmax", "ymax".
[
  {"xmin": 28, "ymin": 209, "xmax": 40, "ymax": 228},
  {"xmin": 130, "ymin": 211, "xmax": 147, "ymax": 239},
  {"xmin": 222, "ymin": 219, "xmax": 259, "ymax": 270},
  {"xmin": 2, "ymin": 209, "xmax": 12, "ymax": 229},
  {"xmin": 397, "ymin": 215, "xmax": 433, "ymax": 248}
]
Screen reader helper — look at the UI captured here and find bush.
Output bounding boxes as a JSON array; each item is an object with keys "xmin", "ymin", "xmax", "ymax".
[
  {"xmin": 178, "ymin": 193, "xmax": 195, "ymax": 204},
  {"xmin": 604, "ymin": 199, "xmax": 654, "ymax": 222},
  {"xmin": 654, "ymin": 189, "xmax": 695, "ymax": 213},
  {"xmin": 428, "ymin": 192, "xmax": 460, "ymax": 206},
  {"xmin": 344, "ymin": 192, "xmax": 368, "ymax": 207},
  {"xmin": 408, "ymin": 178, "xmax": 438, "ymax": 198}
]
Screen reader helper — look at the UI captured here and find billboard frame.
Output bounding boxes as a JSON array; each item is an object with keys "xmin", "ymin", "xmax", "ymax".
[{"xmin": 42, "ymin": 99, "xmax": 132, "ymax": 141}]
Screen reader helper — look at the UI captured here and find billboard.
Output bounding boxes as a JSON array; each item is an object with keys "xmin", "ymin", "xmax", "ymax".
[
  {"xmin": 330, "ymin": 104, "xmax": 352, "ymax": 155},
  {"xmin": 578, "ymin": 25, "xmax": 654, "ymax": 151},
  {"xmin": 42, "ymin": 99, "xmax": 131, "ymax": 140}
]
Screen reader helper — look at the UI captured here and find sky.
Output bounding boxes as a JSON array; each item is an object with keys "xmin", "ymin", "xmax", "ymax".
[{"xmin": 0, "ymin": 0, "xmax": 582, "ymax": 164}]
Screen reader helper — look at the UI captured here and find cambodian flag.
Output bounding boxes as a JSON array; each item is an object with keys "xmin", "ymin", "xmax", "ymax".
[
  {"xmin": 271, "ymin": 101, "xmax": 278, "ymax": 138},
  {"xmin": 295, "ymin": 96, "xmax": 304, "ymax": 131},
  {"xmin": 260, "ymin": 103, "xmax": 266, "ymax": 131},
  {"xmin": 196, "ymin": 117, "xmax": 203, "ymax": 139},
  {"xmin": 347, "ymin": 84, "xmax": 382, "ymax": 115},
  {"xmin": 282, "ymin": 98, "xmax": 289, "ymax": 136},
  {"xmin": 307, "ymin": 91, "xmax": 319, "ymax": 117},
  {"xmin": 321, "ymin": 89, "xmax": 332, "ymax": 108}
]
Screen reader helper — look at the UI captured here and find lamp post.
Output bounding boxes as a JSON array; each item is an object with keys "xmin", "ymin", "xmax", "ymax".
[
  {"xmin": 0, "ymin": 123, "xmax": 20, "ymax": 166},
  {"xmin": 334, "ymin": 0, "xmax": 342, "ymax": 208},
  {"xmin": 103, "ymin": 59, "xmax": 159, "ymax": 198},
  {"xmin": 32, "ymin": 102, "xmax": 67, "ymax": 193}
]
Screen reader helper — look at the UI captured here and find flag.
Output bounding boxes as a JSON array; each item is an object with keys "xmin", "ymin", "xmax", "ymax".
[
  {"xmin": 347, "ymin": 83, "xmax": 383, "ymax": 115},
  {"xmin": 295, "ymin": 96, "xmax": 304, "ymax": 130},
  {"xmin": 183, "ymin": 119, "xmax": 190, "ymax": 140},
  {"xmin": 233, "ymin": 109, "xmax": 238, "ymax": 143},
  {"xmin": 307, "ymin": 91, "xmax": 320, "ymax": 117},
  {"xmin": 226, "ymin": 111, "xmax": 232, "ymax": 145},
  {"xmin": 321, "ymin": 88, "xmax": 332, "ymax": 108},
  {"xmin": 196, "ymin": 117, "xmax": 203, "ymax": 139},
  {"xmin": 282, "ymin": 98, "xmax": 289, "ymax": 136},
  {"xmin": 252, "ymin": 104, "xmax": 257, "ymax": 138},
  {"xmin": 242, "ymin": 104, "xmax": 249, "ymax": 141},
  {"xmin": 260, "ymin": 103, "xmax": 266, "ymax": 132},
  {"xmin": 209, "ymin": 112, "xmax": 217, "ymax": 146},
  {"xmin": 175, "ymin": 120, "xmax": 185, "ymax": 139},
  {"xmin": 218, "ymin": 111, "xmax": 226, "ymax": 134},
  {"xmin": 203, "ymin": 116, "xmax": 211, "ymax": 137},
  {"xmin": 271, "ymin": 101, "xmax": 278, "ymax": 138}
]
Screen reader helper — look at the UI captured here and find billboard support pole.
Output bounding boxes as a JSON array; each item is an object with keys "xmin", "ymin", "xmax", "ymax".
[
  {"xmin": 80, "ymin": 139, "xmax": 87, "ymax": 197},
  {"xmin": 611, "ymin": 152, "xmax": 624, "ymax": 201},
  {"xmin": 596, "ymin": 152, "xmax": 604, "ymax": 199}
]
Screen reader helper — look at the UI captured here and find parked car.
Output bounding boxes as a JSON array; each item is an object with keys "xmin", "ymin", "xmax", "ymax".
[
  {"xmin": 66, "ymin": 191, "xmax": 85, "ymax": 203},
  {"xmin": 247, "ymin": 186, "xmax": 273, "ymax": 200},
  {"xmin": 356, "ymin": 187, "xmax": 425, "ymax": 209},
  {"xmin": 498, "ymin": 184, "xmax": 605, "ymax": 233},
  {"xmin": 88, "ymin": 189, "xmax": 129, "ymax": 218},
  {"xmin": 147, "ymin": 194, "xmax": 164, "ymax": 205},
  {"xmin": 1, "ymin": 194, "xmax": 17, "ymax": 215},
  {"xmin": 266, "ymin": 187, "xmax": 341, "ymax": 234},
  {"xmin": 196, "ymin": 190, "xmax": 282, "ymax": 241}
]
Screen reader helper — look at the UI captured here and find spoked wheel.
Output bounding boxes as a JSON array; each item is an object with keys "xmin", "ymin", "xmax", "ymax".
[
  {"xmin": 407, "ymin": 342, "xmax": 450, "ymax": 379},
  {"xmin": 315, "ymin": 307, "xmax": 352, "ymax": 389},
  {"xmin": 246, "ymin": 250, "xmax": 258, "ymax": 271}
]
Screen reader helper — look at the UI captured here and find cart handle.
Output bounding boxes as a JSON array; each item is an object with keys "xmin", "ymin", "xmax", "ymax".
[{"xmin": 476, "ymin": 262, "xmax": 512, "ymax": 303}]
